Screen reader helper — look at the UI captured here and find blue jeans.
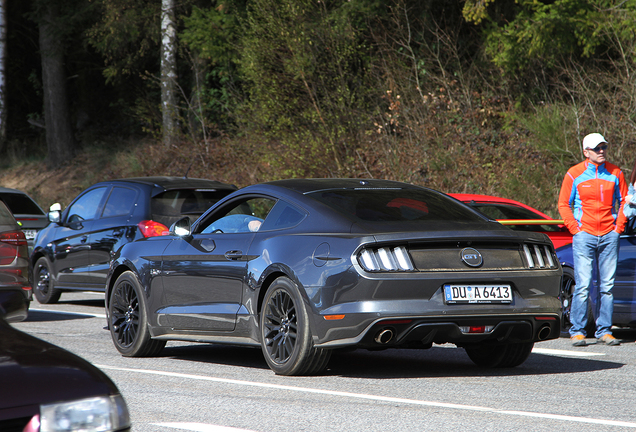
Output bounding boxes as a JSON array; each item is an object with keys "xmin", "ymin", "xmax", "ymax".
[{"xmin": 570, "ymin": 230, "xmax": 620, "ymax": 338}]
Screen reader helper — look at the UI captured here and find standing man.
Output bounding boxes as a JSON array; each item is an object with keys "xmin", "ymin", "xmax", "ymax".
[{"xmin": 558, "ymin": 133, "xmax": 628, "ymax": 346}]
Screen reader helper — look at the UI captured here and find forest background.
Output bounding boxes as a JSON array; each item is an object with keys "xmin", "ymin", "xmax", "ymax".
[{"xmin": 3, "ymin": 0, "xmax": 636, "ymax": 219}]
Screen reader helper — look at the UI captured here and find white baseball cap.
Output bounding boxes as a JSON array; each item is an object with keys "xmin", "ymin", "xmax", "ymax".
[{"xmin": 582, "ymin": 133, "xmax": 608, "ymax": 150}]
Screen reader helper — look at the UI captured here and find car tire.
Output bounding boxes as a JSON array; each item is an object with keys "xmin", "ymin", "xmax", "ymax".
[
  {"xmin": 109, "ymin": 271, "xmax": 165, "ymax": 357},
  {"xmin": 560, "ymin": 266, "xmax": 596, "ymax": 337},
  {"xmin": 560, "ymin": 267, "xmax": 575, "ymax": 335},
  {"xmin": 464, "ymin": 342, "xmax": 534, "ymax": 368},
  {"xmin": 33, "ymin": 257, "xmax": 62, "ymax": 304},
  {"xmin": 260, "ymin": 277, "xmax": 331, "ymax": 376}
]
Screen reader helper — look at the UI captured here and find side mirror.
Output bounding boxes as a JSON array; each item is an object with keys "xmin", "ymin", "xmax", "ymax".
[
  {"xmin": 48, "ymin": 203, "xmax": 62, "ymax": 224},
  {"xmin": 170, "ymin": 217, "xmax": 192, "ymax": 239}
]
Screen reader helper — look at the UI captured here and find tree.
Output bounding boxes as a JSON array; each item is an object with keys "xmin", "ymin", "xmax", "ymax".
[
  {"xmin": 36, "ymin": 0, "xmax": 75, "ymax": 167},
  {"xmin": 0, "ymin": 0, "xmax": 6, "ymax": 149},
  {"xmin": 239, "ymin": 0, "xmax": 375, "ymax": 176},
  {"xmin": 462, "ymin": 0, "xmax": 636, "ymax": 74},
  {"xmin": 161, "ymin": 0, "xmax": 178, "ymax": 146}
]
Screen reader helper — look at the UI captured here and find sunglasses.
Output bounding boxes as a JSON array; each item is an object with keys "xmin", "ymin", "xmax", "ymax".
[{"xmin": 588, "ymin": 144, "xmax": 608, "ymax": 152}]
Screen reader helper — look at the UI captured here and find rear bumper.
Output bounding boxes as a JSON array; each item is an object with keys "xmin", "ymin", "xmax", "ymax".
[{"xmin": 315, "ymin": 314, "xmax": 560, "ymax": 348}]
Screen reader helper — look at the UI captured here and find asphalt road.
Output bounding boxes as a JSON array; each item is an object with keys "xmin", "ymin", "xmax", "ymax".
[{"xmin": 12, "ymin": 292, "xmax": 636, "ymax": 432}]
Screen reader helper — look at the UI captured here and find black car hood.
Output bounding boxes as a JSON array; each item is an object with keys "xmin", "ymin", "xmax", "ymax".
[{"xmin": 0, "ymin": 319, "xmax": 119, "ymax": 415}]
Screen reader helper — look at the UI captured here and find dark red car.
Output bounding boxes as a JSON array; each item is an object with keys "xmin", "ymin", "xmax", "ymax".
[
  {"xmin": 449, "ymin": 193, "xmax": 572, "ymax": 249},
  {"xmin": 0, "ymin": 291, "xmax": 130, "ymax": 431},
  {"xmin": 0, "ymin": 200, "xmax": 31, "ymax": 319}
]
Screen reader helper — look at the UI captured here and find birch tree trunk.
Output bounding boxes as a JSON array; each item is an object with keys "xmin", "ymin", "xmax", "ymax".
[
  {"xmin": 38, "ymin": 0, "xmax": 75, "ymax": 168},
  {"xmin": 161, "ymin": 0, "xmax": 178, "ymax": 146},
  {"xmin": 0, "ymin": 0, "xmax": 7, "ymax": 150}
]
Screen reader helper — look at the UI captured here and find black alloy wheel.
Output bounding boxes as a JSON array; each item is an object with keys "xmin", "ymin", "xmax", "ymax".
[
  {"xmin": 560, "ymin": 267, "xmax": 575, "ymax": 334},
  {"xmin": 109, "ymin": 271, "xmax": 165, "ymax": 357},
  {"xmin": 260, "ymin": 277, "xmax": 330, "ymax": 375},
  {"xmin": 33, "ymin": 257, "xmax": 61, "ymax": 304}
]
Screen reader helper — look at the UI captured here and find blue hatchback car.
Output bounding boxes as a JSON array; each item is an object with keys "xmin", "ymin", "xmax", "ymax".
[{"xmin": 30, "ymin": 177, "xmax": 237, "ymax": 304}]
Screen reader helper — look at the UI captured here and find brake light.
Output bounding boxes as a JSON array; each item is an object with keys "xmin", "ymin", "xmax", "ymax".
[
  {"xmin": 0, "ymin": 230, "xmax": 27, "ymax": 247},
  {"xmin": 381, "ymin": 319, "xmax": 412, "ymax": 325},
  {"xmin": 138, "ymin": 220, "xmax": 169, "ymax": 237},
  {"xmin": 0, "ymin": 230, "xmax": 26, "ymax": 265},
  {"xmin": 358, "ymin": 246, "xmax": 414, "ymax": 271}
]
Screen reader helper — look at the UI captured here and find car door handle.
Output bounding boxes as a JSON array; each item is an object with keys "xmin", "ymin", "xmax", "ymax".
[
  {"xmin": 80, "ymin": 235, "xmax": 88, "ymax": 243},
  {"xmin": 224, "ymin": 250, "xmax": 243, "ymax": 260}
]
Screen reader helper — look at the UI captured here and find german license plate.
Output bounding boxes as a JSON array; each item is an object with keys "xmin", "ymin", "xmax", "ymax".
[
  {"xmin": 444, "ymin": 284, "xmax": 512, "ymax": 304},
  {"xmin": 23, "ymin": 229, "xmax": 37, "ymax": 240}
]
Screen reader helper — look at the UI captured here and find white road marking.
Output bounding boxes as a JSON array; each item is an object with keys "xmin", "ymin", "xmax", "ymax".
[
  {"xmin": 532, "ymin": 347, "xmax": 606, "ymax": 357},
  {"xmin": 153, "ymin": 423, "xmax": 256, "ymax": 432},
  {"xmin": 440, "ymin": 344, "xmax": 607, "ymax": 358},
  {"xmin": 29, "ymin": 308, "xmax": 107, "ymax": 319},
  {"xmin": 97, "ymin": 365, "xmax": 636, "ymax": 428}
]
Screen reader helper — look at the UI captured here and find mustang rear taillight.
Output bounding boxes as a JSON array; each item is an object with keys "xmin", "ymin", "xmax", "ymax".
[
  {"xmin": 358, "ymin": 246, "xmax": 414, "ymax": 272},
  {"xmin": 138, "ymin": 220, "xmax": 169, "ymax": 238},
  {"xmin": 523, "ymin": 244, "xmax": 557, "ymax": 269}
]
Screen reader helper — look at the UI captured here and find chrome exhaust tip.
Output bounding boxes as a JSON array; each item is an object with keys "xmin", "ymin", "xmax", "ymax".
[
  {"xmin": 537, "ymin": 324, "xmax": 551, "ymax": 341},
  {"xmin": 375, "ymin": 328, "xmax": 394, "ymax": 344}
]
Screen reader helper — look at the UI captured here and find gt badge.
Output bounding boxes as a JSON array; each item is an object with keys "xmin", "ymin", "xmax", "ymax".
[{"xmin": 460, "ymin": 247, "xmax": 483, "ymax": 267}]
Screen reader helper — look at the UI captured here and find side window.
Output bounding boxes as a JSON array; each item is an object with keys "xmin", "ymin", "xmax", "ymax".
[
  {"xmin": 259, "ymin": 201, "xmax": 306, "ymax": 231},
  {"xmin": 469, "ymin": 205, "xmax": 506, "ymax": 220},
  {"xmin": 102, "ymin": 187, "xmax": 137, "ymax": 218},
  {"xmin": 66, "ymin": 187, "xmax": 108, "ymax": 223},
  {"xmin": 200, "ymin": 197, "xmax": 276, "ymax": 234}
]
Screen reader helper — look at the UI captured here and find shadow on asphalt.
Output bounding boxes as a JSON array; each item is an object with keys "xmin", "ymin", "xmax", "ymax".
[
  {"xmin": 161, "ymin": 344, "xmax": 270, "ymax": 371},
  {"xmin": 25, "ymin": 309, "xmax": 101, "ymax": 322},
  {"xmin": 57, "ymin": 298, "xmax": 105, "ymax": 308},
  {"xmin": 156, "ymin": 339, "xmax": 626, "ymax": 379},
  {"xmin": 325, "ymin": 345, "xmax": 624, "ymax": 378},
  {"xmin": 25, "ymin": 298, "xmax": 105, "ymax": 322}
]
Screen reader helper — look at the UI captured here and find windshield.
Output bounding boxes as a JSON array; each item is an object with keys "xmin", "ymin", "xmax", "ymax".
[{"xmin": 307, "ymin": 188, "xmax": 485, "ymax": 223}]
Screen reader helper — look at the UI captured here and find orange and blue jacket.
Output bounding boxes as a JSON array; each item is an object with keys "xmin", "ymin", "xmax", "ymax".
[{"xmin": 558, "ymin": 160, "xmax": 628, "ymax": 236}]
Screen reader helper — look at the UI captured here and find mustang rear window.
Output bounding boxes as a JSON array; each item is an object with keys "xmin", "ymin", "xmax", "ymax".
[{"xmin": 307, "ymin": 189, "xmax": 484, "ymax": 223}]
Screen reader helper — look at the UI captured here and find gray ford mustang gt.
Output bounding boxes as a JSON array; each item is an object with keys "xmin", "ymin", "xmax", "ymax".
[{"xmin": 105, "ymin": 179, "xmax": 562, "ymax": 375}]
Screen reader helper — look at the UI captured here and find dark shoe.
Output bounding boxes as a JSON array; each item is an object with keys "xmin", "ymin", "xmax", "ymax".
[
  {"xmin": 597, "ymin": 334, "xmax": 620, "ymax": 346},
  {"xmin": 571, "ymin": 334, "xmax": 587, "ymax": 346}
]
